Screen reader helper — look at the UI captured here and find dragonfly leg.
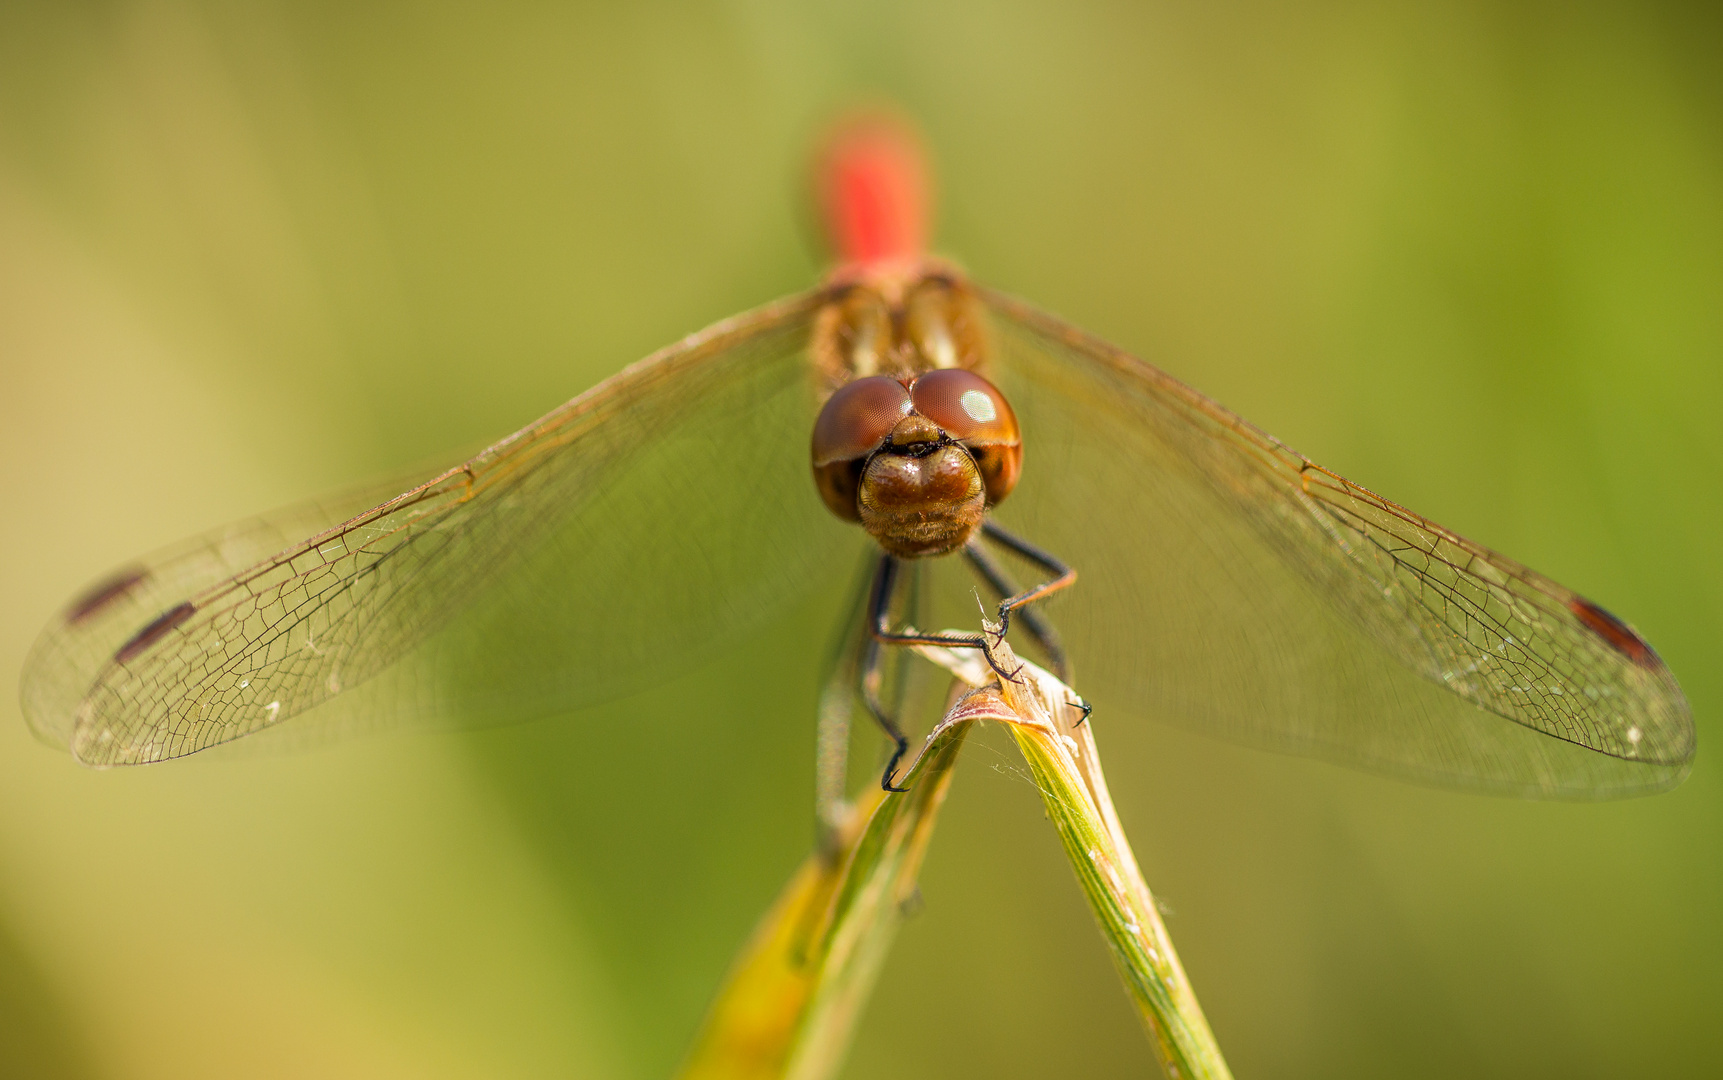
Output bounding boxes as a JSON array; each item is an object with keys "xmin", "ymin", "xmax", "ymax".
[
  {"xmin": 870, "ymin": 552, "xmax": 1022, "ymax": 688},
  {"xmin": 975, "ymin": 519, "xmax": 1077, "ymax": 654},
  {"xmin": 963, "ymin": 538, "xmax": 1071, "ymax": 682},
  {"xmin": 863, "ymin": 552, "xmax": 1029, "ymax": 791},
  {"xmin": 1071, "ymin": 698, "xmax": 1093, "ymax": 728},
  {"xmin": 860, "ymin": 556, "xmax": 914, "ymax": 792},
  {"xmin": 858, "ymin": 628, "xmax": 911, "ymax": 793}
]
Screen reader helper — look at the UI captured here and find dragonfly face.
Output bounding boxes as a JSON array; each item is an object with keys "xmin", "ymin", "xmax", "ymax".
[{"xmin": 810, "ymin": 272, "xmax": 1023, "ymax": 558}]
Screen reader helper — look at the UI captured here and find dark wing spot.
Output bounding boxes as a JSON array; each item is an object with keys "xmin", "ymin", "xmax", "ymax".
[
  {"xmin": 66, "ymin": 566, "xmax": 150, "ymax": 625},
  {"xmin": 1569, "ymin": 597, "xmax": 1659, "ymax": 668},
  {"xmin": 115, "ymin": 602, "xmax": 196, "ymax": 665}
]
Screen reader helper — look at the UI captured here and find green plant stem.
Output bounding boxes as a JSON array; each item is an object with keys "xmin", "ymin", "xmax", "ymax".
[
  {"xmin": 681, "ymin": 634, "xmax": 1231, "ymax": 1080},
  {"xmin": 678, "ymin": 696, "xmax": 977, "ymax": 1080},
  {"xmin": 918, "ymin": 637, "xmax": 1233, "ymax": 1080}
]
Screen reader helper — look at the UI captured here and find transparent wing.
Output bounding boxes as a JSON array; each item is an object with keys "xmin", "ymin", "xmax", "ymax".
[
  {"xmin": 977, "ymin": 287, "xmax": 1693, "ymax": 798},
  {"xmin": 22, "ymin": 292, "xmax": 857, "ymax": 766}
]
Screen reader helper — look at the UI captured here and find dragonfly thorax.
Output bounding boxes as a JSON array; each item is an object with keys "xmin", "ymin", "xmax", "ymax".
[{"xmin": 810, "ymin": 265, "xmax": 987, "ymax": 387}]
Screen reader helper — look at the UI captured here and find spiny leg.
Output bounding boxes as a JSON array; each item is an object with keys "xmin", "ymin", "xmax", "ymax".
[
  {"xmin": 963, "ymin": 539, "xmax": 1070, "ymax": 682},
  {"xmin": 871, "ymin": 522, "xmax": 1077, "ymax": 687},
  {"xmin": 973, "ymin": 520, "xmax": 1092, "ymax": 724},
  {"xmin": 860, "ymin": 554, "xmax": 912, "ymax": 792},
  {"xmin": 869, "ymin": 553, "xmax": 1019, "ymax": 686},
  {"xmin": 976, "ymin": 520, "xmax": 1078, "ymax": 644},
  {"xmin": 862, "ymin": 551, "xmax": 1018, "ymax": 791},
  {"xmin": 1072, "ymin": 699, "xmax": 1093, "ymax": 728},
  {"xmin": 864, "ymin": 525, "xmax": 1081, "ymax": 791}
]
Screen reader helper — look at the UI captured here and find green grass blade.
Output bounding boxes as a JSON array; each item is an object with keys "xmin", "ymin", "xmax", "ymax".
[
  {"xmin": 678, "ymin": 695, "xmax": 983, "ymax": 1080},
  {"xmin": 954, "ymin": 638, "xmax": 1233, "ymax": 1080}
]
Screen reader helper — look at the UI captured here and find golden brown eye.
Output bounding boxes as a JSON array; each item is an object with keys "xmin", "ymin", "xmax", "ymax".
[
  {"xmin": 909, "ymin": 369, "xmax": 1016, "ymax": 445},
  {"xmin": 812, "ymin": 376, "xmax": 914, "ymax": 466},
  {"xmin": 965, "ymin": 443, "xmax": 1021, "ymax": 506},
  {"xmin": 909, "ymin": 369, "xmax": 1021, "ymax": 505},
  {"xmin": 811, "ymin": 376, "xmax": 914, "ymax": 521}
]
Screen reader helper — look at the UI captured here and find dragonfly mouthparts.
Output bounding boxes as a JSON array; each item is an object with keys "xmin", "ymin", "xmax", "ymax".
[{"xmin": 881, "ymin": 435, "xmax": 950, "ymax": 458}]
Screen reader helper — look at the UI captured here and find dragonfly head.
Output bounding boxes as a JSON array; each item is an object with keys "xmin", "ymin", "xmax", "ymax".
[{"xmin": 811, "ymin": 370, "xmax": 1022, "ymax": 558}]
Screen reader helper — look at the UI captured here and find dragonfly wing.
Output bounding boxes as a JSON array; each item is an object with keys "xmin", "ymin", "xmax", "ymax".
[
  {"xmin": 20, "ymin": 472, "xmax": 425, "ymax": 754},
  {"xmin": 979, "ymin": 287, "xmax": 1693, "ymax": 798},
  {"xmin": 23, "ymin": 292, "xmax": 853, "ymax": 766}
]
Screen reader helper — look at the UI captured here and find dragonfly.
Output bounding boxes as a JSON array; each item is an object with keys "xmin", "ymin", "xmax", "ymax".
[{"xmin": 19, "ymin": 117, "xmax": 1694, "ymax": 808}]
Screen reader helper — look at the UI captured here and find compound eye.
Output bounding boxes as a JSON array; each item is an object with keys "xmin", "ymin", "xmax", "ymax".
[
  {"xmin": 909, "ymin": 369, "xmax": 1018, "ymax": 446},
  {"xmin": 812, "ymin": 376, "xmax": 913, "ymax": 467},
  {"xmin": 910, "ymin": 369, "xmax": 1021, "ymax": 506}
]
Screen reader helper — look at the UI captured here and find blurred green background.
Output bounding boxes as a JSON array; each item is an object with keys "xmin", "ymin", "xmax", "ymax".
[{"xmin": 2, "ymin": 1, "xmax": 1719, "ymax": 1077}]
